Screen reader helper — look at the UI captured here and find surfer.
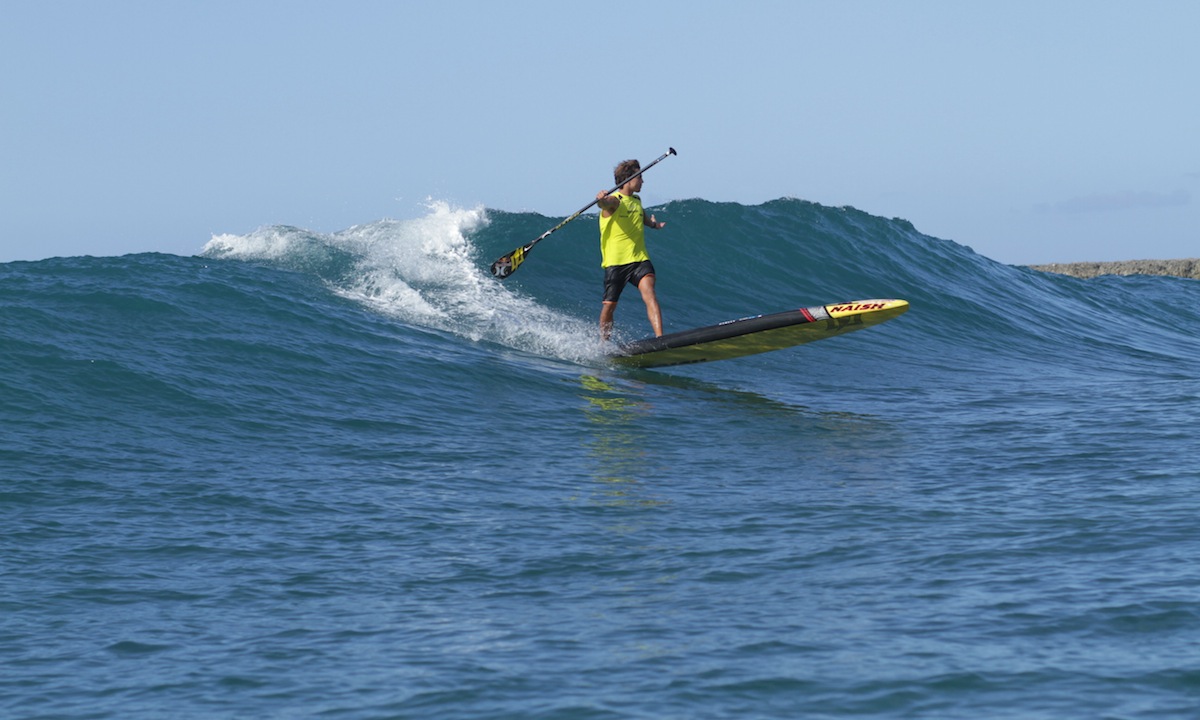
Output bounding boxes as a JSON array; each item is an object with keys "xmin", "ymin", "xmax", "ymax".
[{"xmin": 596, "ymin": 159, "xmax": 667, "ymax": 341}]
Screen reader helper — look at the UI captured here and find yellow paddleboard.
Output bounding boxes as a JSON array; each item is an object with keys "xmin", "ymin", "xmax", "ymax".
[{"xmin": 610, "ymin": 299, "xmax": 909, "ymax": 369}]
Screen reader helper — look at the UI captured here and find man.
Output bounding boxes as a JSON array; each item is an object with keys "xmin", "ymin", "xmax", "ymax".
[{"xmin": 596, "ymin": 159, "xmax": 667, "ymax": 341}]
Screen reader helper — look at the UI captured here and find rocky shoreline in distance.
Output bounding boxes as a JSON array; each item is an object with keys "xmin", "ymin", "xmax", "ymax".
[{"xmin": 1028, "ymin": 259, "xmax": 1199, "ymax": 280}]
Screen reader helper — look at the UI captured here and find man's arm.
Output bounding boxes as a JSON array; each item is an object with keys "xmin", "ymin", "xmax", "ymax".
[{"xmin": 596, "ymin": 191, "xmax": 620, "ymax": 217}]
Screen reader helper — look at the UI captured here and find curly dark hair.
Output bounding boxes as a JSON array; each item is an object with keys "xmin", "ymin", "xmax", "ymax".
[{"xmin": 613, "ymin": 159, "xmax": 641, "ymax": 186}]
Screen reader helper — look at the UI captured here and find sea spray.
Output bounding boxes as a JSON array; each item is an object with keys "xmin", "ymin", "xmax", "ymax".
[{"xmin": 204, "ymin": 201, "xmax": 605, "ymax": 364}]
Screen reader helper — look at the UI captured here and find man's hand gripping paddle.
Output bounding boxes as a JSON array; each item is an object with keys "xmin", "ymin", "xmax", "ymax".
[{"xmin": 490, "ymin": 147, "xmax": 676, "ymax": 279}]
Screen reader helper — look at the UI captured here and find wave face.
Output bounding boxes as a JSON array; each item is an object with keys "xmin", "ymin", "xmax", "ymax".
[{"xmin": 3, "ymin": 198, "xmax": 1198, "ymax": 719}]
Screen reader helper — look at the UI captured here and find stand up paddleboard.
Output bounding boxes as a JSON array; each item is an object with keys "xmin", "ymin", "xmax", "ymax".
[{"xmin": 610, "ymin": 299, "xmax": 909, "ymax": 368}]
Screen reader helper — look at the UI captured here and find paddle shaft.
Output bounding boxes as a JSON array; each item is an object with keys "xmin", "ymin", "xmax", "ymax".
[{"xmin": 490, "ymin": 147, "xmax": 676, "ymax": 278}]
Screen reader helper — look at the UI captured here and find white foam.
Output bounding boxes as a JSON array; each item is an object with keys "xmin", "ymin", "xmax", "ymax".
[
  {"xmin": 203, "ymin": 201, "xmax": 605, "ymax": 364},
  {"xmin": 204, "ymin": 225, "xmax": 305, "ymax": 261}
]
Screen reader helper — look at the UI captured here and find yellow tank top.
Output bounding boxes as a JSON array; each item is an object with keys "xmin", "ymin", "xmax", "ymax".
[{"xmin": 598, "ymin": 192, "xmax": 650, "ymax": 267}]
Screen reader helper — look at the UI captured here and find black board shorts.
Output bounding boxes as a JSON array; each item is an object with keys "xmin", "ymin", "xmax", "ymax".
[{"xmin": 602, "ymin": 260, "xmax": 656, "ymax": 303}]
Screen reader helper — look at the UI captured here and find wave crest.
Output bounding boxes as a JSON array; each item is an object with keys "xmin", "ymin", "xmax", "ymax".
[{"xmin": 203, "ymin": 201, "xmax": 604, "ymax": 363}]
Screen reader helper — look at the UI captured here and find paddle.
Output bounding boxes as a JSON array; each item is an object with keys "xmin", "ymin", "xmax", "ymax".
[{"xmin": 489, "ymin": 147, "xmax": 677, "ymax": 279}]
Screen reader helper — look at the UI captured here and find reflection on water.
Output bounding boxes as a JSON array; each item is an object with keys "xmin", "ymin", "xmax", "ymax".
[
  {"xmin": 577, "ymin": 370, "xmax": 909, "ymax": 505},
  {"xmin": 577, "ymin": 375, "xmax": 666, "ymax": 507}
]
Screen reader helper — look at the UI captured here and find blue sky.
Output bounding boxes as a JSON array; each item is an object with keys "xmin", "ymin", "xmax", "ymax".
[{"xmin": 3, "ymin": 0, "xmax": 1197, "ymax": 264}]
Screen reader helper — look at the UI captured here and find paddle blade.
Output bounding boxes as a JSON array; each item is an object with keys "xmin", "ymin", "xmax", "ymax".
[{"xmin": 490, "ymin": 245, "xmax": 526, "ymax": 279}]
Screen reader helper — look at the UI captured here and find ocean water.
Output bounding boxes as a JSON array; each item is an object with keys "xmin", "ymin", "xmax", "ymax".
[{"xmin": 3, "ymin": 198, "xmax": 1198, "ymax": 719}]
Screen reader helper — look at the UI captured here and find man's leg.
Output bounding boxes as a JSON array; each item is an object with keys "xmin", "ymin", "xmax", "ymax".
[
  {"xmin": 600, "ymin": 301, "xmax": 618, "ymax": 340},
  {"xmin": 636, "ymin": 275, "xmax": 663, "ymax": 337}
]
